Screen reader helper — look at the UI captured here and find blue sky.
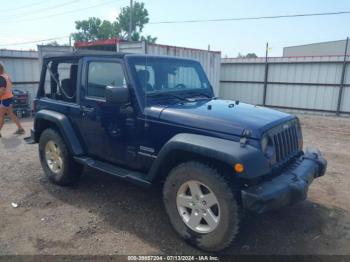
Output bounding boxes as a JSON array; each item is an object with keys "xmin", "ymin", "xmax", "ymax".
[{"xmin": 1, "ymin": 0, "xmax": 350, "ymax": 57}]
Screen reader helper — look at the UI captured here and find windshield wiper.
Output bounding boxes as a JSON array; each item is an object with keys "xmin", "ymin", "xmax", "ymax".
[
  {"xmin": 185, "ymin": 91, "xmax": 213, "ymax": 99},
  {"xmin": 196, "ymin": 93, "xmax": 212, "ymax": 98},
  {"xmin": 148, "ymin": 93, "xmax": 192, "ymax": 102}
]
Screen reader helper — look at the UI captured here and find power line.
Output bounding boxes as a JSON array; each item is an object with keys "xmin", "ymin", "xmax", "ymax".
[
  {"xmin": 0, "ymin": 36, "xmax": 69, "ymax": 47},
  {"xmin": 4, "ymin": 7, "xmax": 349, "ymax": 47},
  {"xmin": 8, "ymin": 0, "xmax": 125, "ymax": 23},
  {"xmin": 1, "ymin": 0, "xmax": 51, "ymax": 13},
  {"xmin": 149, "ymin": 11, "xmax": 350, "ymax": 24},
  {"xmin": 0, "ymin": 0, "xmax": 127, "ymax": 47},
  {"xmin": 0, "ymin": 0, "xmax": 80, "ymax": 21}
]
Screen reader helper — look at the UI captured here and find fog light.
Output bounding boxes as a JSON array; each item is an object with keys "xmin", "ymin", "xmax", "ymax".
[{"xmin": 234, "ymin": 163, "xmax": 244, "ymax": 173}]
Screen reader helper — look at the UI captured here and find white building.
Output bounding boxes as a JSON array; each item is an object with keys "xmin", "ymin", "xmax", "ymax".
[{"xmin": 283, "ymin": 39, "xmax": 350, "ymax": 57}]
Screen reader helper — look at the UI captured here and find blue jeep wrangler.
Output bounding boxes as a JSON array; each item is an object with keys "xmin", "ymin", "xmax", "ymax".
[{"xmin": 28, "ymin": 51, "xmax": 327, "ymax": 251}]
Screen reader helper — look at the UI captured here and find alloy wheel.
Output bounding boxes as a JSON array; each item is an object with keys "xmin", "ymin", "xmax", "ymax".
[{"xmin": 176, "ymin": 180, "xmax": 220, "ymax": 233}]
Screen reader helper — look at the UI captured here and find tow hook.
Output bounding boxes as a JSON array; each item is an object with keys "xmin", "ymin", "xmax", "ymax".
[{"xmin": 302, "ymin": 148, "xmax": 327, "ymax": 177}]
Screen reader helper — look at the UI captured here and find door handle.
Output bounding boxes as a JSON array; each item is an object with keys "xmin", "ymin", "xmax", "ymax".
[
  {"xmin": 81, "ymin": 106, "xmax": 95, "ymax": 112},
  {"xmin": 81, "ymin": 106, "xmax": 95, "ymax": 117}
]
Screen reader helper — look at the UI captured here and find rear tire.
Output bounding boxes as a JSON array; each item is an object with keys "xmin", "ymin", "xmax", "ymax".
[
  {"xmin": 163, "ymin": 161, "xmax": 239, "ymax": 252},
  {"xmin": 39, "ymin": 128, "xmax": 82, "ymax": 186}
]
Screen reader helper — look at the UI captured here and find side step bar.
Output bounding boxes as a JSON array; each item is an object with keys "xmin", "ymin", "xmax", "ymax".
[
  {"xmin": 74, "ymin": 156, "xmax": 151, "ymax": 187},
  {"xmin": 24, "ymin": 136, "xmax": 36, "ymax": 144}
]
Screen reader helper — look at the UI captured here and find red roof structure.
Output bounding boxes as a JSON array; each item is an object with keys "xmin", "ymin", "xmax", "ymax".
[{"xmin": 74, "ymin": 38, "xmax": 126, "ymax": 49}]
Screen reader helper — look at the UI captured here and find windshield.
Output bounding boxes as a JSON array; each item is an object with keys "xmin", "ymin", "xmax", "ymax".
[{"xmin": 128, "ymin": 57, "xmax": 213, "ymax": 98}]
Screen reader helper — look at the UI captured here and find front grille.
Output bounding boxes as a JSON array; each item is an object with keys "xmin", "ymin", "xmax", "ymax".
[{"xmin": 270, "ymin": 120, "xmax": 300, "ymax": 164}]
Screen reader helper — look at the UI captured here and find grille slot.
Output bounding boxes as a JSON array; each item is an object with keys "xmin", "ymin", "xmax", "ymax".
[{"xmin": 271, "ymin": 121, "xmax": 299, "ymax": 164}]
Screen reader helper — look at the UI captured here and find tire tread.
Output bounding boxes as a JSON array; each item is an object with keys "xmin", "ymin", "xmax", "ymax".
[
  {"xmin": 39, "ymin": 128, "xmax": 82, "ymax": 186},
  {"xmin": 163, "ymin": 161, "xmax": 239, "ymax": 252}
]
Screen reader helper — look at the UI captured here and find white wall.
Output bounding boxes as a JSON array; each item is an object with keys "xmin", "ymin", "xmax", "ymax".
[
  {"xmin": 220, "ymin": 56, "xmax": 350, "ymax": 114},
  {"xmin": 0, "ymin": 50, "xmax": 40, "ymax": 106},
  {"xmin": 283, "ymin": 39, "xmax": 350, "ymax": 57}
]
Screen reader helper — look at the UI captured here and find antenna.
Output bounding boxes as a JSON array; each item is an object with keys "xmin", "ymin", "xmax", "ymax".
[{"xmin": 144, "ymin": 52, "xmax": 148, "ymax": 128}]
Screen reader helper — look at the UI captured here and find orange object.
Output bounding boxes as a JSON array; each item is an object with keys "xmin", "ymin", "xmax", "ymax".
[
  {"xmin": 0, "ymin": 73, "xmax": 13, "ymax": 100},
  {"xmin": 234, "ymin": 163, "xmax": 244, "ymax": 173}
]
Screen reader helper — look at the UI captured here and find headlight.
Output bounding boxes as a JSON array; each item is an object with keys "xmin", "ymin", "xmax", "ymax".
[{"xmin": 261, "ymin": 135, "xmax": 275, "ymax": 159}]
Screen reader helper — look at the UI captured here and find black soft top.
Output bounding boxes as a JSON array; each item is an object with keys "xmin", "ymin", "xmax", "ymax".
[
  {"xmin": 43, "ymin": 50, "xmax": 199, "ymax": 63},
  {"xmin": 43, "ymin": 50, "xmax": 128, "ymax": 60}
]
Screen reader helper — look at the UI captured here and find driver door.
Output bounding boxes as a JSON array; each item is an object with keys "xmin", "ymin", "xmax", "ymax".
[{"xmin": 79, "ymin": 57, "xmax": 129, "ymax": 165}]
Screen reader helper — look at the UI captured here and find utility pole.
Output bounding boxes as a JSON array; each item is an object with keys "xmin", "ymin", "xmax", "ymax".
[
  {"xmin": 336, "ymin": 36, "xmax": 349, "ymax": 116},
  {"xmin": 128, "ymin": 0, "xmax": 133, "ymax": 41}
]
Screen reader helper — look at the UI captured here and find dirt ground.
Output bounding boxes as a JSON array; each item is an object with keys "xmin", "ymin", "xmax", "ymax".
[{"xmin": 0, "ymin": 115, "xmax": 350, "ymax": 255}]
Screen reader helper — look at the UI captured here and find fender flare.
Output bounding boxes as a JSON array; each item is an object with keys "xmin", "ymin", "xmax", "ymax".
[
  {"xmin": 148, "ymin": 133, "xmax": 270, "ymax": 180},
  {"xmin": 34, "ymin": 109, "xmax": 84, "ymax": 156}
]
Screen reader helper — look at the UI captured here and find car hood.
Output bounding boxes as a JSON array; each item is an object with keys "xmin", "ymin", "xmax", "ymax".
[{"xmin": 147, "ymin": 99, "xmax": 295, "ymax": 139}]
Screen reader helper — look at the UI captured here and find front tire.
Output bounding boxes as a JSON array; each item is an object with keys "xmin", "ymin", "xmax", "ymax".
[
  {"xmin": 39, "ymin": 128, "xmax": 82, "ymax": 186},
  {"xmin": 163, "ymin": 162, "xmax": 239, "ymax": 252}
]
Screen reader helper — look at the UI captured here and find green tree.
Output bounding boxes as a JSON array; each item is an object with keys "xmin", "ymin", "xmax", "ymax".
[
  {"xmin": 237, "ymin": 52, "xmax": 258, "ymax": 58},
  {"xmin": 245, "ymin": 53, "xmax": 258, "ymax": 58},
  {"xmin": 72, "ymin": 2, "xmax": 156, "ymax": 43},
  {"xmin": 72, "ymin": 18, "xmax": 119, "ymax": 42},
  {"xmin": 141, "ymin": 35, "xmax": 157, "ymax": 43},
  {"xmin": 45, "ymin": 40, "xmax": 70, "ymax": 47},
  {"xmin": 46, "ymin": 41, "xmax": 60, "ymax": 46}
]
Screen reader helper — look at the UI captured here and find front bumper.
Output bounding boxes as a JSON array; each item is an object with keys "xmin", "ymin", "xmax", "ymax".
[{"xmin": 241, "ymin": 148, "xmax": 327, "ymax": 214}]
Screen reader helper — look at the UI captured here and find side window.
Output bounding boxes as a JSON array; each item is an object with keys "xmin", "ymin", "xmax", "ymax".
[
  {"xmin": 135, "ymin": 64, "xmax": 155, "ymax": 91},
  {"xmin": 87, "ymin": 62, "xmax": 126, "ymax": 99},
  {"xmin": 42, "ymin": 60, "xmax": 78, "ymax": 103},
  {"xmin": 43, "ymin": 62, "xmax": 52, "ymax": 96}
]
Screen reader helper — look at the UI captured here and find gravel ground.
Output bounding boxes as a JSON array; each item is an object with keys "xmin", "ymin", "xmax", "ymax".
[{"xmin": 0, "ymin": 115, "xmax": 349, "ymax": 255}]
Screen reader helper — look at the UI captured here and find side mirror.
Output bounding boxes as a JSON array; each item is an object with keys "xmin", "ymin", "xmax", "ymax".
[{"xmin": 105, "ymin": 86, "xmax": 129, "ymax": 105}]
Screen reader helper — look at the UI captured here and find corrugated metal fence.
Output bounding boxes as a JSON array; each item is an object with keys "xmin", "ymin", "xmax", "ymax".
[
  {"xmin": 0, "ymin": 50, "xmax": 40, "ymax": 105},
  {"xmin": 4, "ymin": 46, "xmax": 350, "ymax": 116},
  {"xmin": 220, "ymin": 56, "xmax": 350, "ymax": 115},
  {"xmin": 37, "ymin": 45, "xmax": 74, "ymax": 66}
]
